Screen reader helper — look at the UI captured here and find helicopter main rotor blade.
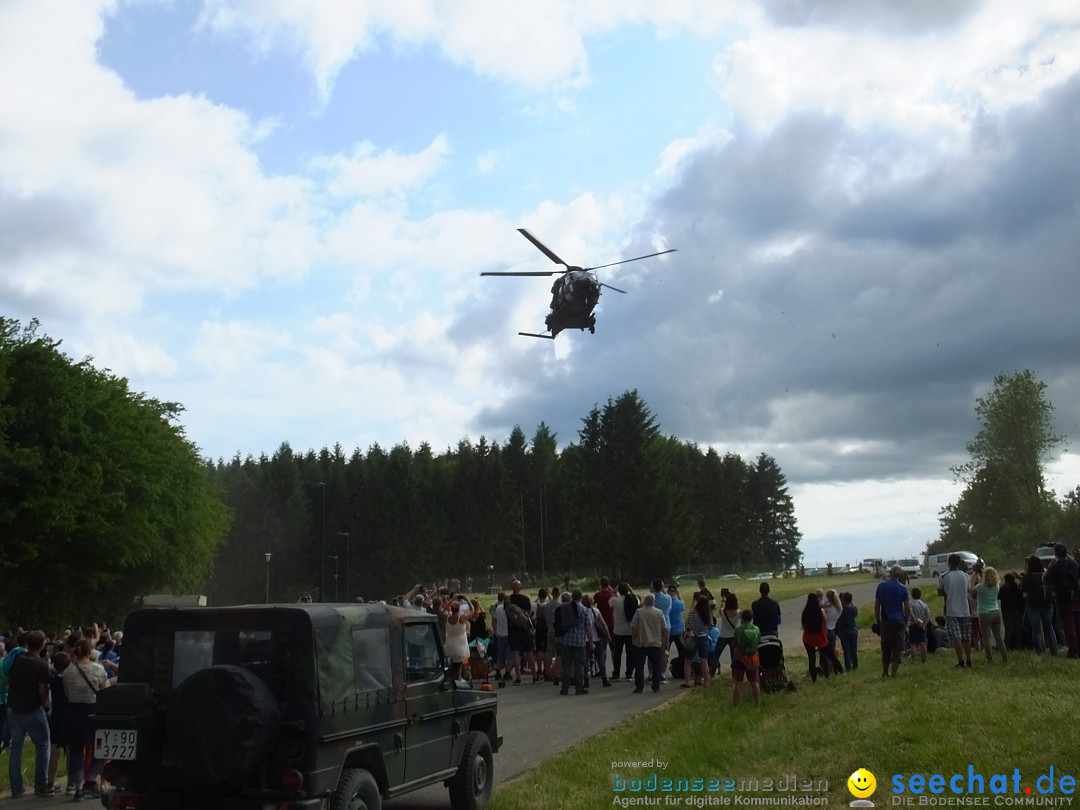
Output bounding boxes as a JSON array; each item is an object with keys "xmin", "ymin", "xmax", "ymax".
[
  {"xmin": 481, "ymin": 271, "xmax": 563, "ymax": 277},
  {"xmin": 599, "ymin": 282, "xmax": 627, "ymax": 294},
  {"xmin": 586, "ymin": 248, "xmax": 677, "ymax": 272},
  {"xmin": 518, "ymin": 331, "xmax": 556, "ymax": 339},
  {"xmin": 518, "ymin": 228, "xmax": 568, "ymax": 266}
]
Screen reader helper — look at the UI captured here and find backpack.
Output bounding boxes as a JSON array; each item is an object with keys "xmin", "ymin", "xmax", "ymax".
[
  {"xmin": 623, "ymin": 593, "xmax": 639, "ymax": 623},
  {"xmin": 506, "ymin": 603, "xmax": 532, "ymax": 632},
  {"xmin": 737, "ymin": 626, "xmax": 761, "ymax": 655},
  {"xmin": 553, "ymin": 602, "xmax": 580, "ymax": 637},
  {"xmin": 1049, "ymin": 559, "xmax": 1080, "ymax": 604}
]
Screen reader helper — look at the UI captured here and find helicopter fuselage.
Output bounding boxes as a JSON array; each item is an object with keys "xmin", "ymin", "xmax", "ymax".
[{"xmin": 546, "ymin": 269, "xmax": 601, "ymax": 336}]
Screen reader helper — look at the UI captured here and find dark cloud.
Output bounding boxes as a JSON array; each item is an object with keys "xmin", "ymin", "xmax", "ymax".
[
  {"xmin": 0, "ymin": 188, "xmax": 99, "ymax": 323},
  {"xmin": 754, "ymin": 0, "xmax": 981, "ymax": 35},
  {"xmin": 472, "ymin": 75, "xmax": 1080, "ymax": 486},
  {"xmin": 0, "ymin": 187, "xmax": 94, "ymax": 266}
]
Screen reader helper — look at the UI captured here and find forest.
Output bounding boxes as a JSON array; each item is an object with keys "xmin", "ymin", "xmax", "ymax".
[
  {"xmin": 204, "ymin": 390, "xmax": 803, "ymax": 605},
  {"xmin": 0, "ymin": 316, "xmax": 801, "ymax": 625}
]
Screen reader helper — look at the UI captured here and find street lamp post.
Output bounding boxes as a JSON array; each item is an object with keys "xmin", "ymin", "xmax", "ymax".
[
  {"xmin": 328, "ymin": 555, "xmax": 339, "ymax": 602},
  {"xmin": 336, "ymin": 532, "xmax": 351, "ymax": 601},
  {"xmin": 264, "ymin": 552, "xmax": 272, "ymax": 603}
]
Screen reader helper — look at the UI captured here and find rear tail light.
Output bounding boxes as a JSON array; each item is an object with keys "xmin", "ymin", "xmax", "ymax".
[
  {"xmin": 280, "ymin": 769, "xmax": 304, "ymax": 793},
  {"xmin": 102, "ymin": 761, "xmax": 127, "ymax": 787}
]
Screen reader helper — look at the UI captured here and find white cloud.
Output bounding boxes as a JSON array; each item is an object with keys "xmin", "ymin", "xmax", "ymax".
[
  {"xmin": 194, "ymin": 0, "xmax": 744, "ymax": 100},
  {"xmin": 0, "ymin": 0, "xmax": 323, "ymax": 323},
  {"xmin": 714, "ymin": 0, "xmax": 1080, "ymax": 143},
  {"xmin": 81, "ymin": 331, "xmax": 180, "ymax": 378},
  {"xmin": 655, "ymin": 126, "xmax": 732, "ymax": 181},
  {"xmin": 792, "ymin": 477, "xmax": 962, "ymax": 564},
  {"xmin": 308, "ymin": 134, "xmax": 451, "ymax": 199},
  {"xmin": 190, "ymin": 321, "xmax": 294, "ymax": 378}
]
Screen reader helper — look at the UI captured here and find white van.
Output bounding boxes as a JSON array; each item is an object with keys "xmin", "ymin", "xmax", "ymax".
[{"xmin": 927, "ymin": 551, "xmax": 980, "ymax": 578}]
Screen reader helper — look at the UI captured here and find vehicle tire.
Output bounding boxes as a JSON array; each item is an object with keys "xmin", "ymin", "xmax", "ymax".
[
  {"xmin": 167, "ymin": 665, "xmax": 280, "ymax": 787},
  {"xmin": 448, "ymin": 731, "xmax": 493, "ymax": 810},
  {"xmin": 329, "ymin": 768, "xmax": 381, "ymax": 810}
]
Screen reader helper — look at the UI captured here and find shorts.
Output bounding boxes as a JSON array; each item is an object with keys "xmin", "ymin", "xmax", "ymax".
[
  {"xmin": 946, "ymin": 616, "xmax": 971, "ymax": 643},
  {"xmin": 683, "ymin": 635, "xmax": 710, "ymax": 662},
  {"xmin": 508, "ymin": 633, "xmax": 531, "ymax": 653},
  {"xmin": 732, "ymin": 654, "xmax": 760, "ymax": 683},
  {"xmin": 880, "ymin": 619, "xmax": 906, "ymax": 663},
  {"xmin": 907, "ymin": 624, "xmax": 927, "ymax": 644}
]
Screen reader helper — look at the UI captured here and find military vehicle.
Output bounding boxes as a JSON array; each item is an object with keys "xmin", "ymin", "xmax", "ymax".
[{"xmin": 91, "ymin": 603, "xmax": 500, "ymax": 810}]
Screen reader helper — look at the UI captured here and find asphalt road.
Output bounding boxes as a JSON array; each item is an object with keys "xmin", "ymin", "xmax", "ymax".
[{"xmin": 9, "ymin": 577, "xmax": 899, "ymax": 810}]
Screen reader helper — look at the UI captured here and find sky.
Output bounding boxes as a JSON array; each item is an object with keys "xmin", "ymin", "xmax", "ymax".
[{"xmin": 3, "ymin": 0, "xmax": 1080, "ymax": 567}]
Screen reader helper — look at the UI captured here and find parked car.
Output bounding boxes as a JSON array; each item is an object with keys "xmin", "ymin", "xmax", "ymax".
[
  {"xmin": 717, "ymin": 573, "xmax": 741, "ymax": 581},
  {"xmin": 1034, "ymin": 545, "xmax": 1057, "ymax": 566},
  {"xmin": 92, "ymin": 602, "xmax": 501, "ymax": 810},
  {"xmin": 878, "ymin": 558, "xmax": 921, "ymax": 580},
  {"xmin": 750, "ymin": 572, "xmax": 773, "ymax": 580}
]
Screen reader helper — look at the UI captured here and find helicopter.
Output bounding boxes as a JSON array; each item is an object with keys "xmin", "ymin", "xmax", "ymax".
[{"xmin": 481, "ymin": 228, "xmax": 676, "ymax": 339}]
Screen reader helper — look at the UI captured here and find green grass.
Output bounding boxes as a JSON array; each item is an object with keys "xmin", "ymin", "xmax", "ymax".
[
  {"xmin": 702, "ymin": 572, "xmax": 878, "ymax": 606},
  {"xmin": 0, "ymin": 742, "xmax": 67, "ymax": 793},
  {"xmin": 489, "ymin": 644, "xmax": 1080, "ymax": 810},
  {"xmin": 467, "ymin": 572, "xmax": 879, "ymax": 609}
]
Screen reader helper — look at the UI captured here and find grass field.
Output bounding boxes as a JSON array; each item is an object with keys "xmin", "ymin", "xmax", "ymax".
[
  {"xmin": 470, "ymin": 572, "xmax": 882, "ymax": 613},
  {"xmin": 691, "ymin": 572, "xmax": 879, "ymax": 605},
  {"xmin": 488, "ymin": 641, "xmax": 1080, "ymax": 810}
]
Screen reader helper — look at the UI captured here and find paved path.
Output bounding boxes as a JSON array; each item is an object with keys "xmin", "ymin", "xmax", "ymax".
[{"xmin": 385, "ymin": 672, "xmax": 676, "ymax": 808}]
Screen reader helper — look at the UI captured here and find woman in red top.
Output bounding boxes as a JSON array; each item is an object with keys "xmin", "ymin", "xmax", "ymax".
[{"xmin": 801, "ymin": 593, "xmax": 844, "ymax": 682}]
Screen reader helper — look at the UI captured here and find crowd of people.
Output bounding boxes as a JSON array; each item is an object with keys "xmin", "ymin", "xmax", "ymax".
[
  {"xmin": 400, "ymin": 576, "xmax": 791, "ymax": 708},
  {"xmin": 4, "ymin": 547, "xmax": 1076, "ymax": 800},
  {"xmin": 933, "ymin": 545, "xmax": 1080, "ymax": 666},
  {"xmin": 866, "ymin": 545, "xmax": 1080, "ymax": 680},
  {"xmin": 1, "ymin": 624, "xmax": 120, "ymax": 801}
]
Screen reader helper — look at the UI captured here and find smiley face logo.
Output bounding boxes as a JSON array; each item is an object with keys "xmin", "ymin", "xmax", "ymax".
[{"xmin": 848, "ymin": 769, "xmax": 877, "ymax": 799}]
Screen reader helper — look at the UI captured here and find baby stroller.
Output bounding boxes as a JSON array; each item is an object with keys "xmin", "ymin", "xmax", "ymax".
[
  {"xmin": 465, "ymin": 638, "xmax": 491, "ymax": 685},
  {"xmin": 758, "ymin": 635, "xmax": 796, "ymax": 693}
]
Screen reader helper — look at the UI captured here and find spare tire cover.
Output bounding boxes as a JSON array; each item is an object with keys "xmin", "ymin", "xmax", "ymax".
[{"xmin": 167, "ymin": 665, "xmax": 281, "ymax": 786}]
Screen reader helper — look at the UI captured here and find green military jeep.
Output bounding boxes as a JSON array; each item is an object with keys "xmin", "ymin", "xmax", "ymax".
[{"xmin": 91, "ymin": 603, "xmax": 500, "ymax": 810}]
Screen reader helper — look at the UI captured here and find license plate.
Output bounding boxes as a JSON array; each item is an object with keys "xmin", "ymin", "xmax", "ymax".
[{"xmin": 94, "ymin": 729, "xmax": 138, "ymax": 761}]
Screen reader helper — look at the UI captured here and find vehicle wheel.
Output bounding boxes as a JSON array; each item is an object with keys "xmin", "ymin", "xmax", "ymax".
[
  {"xmin": 448, "ymin": 731, "xmax": 493, "ymax": 810},
  {"xmin": 167, "ymin": 665, "xmax": 281, "ymax": 786},
  {"xmin": 329, "ymin": 768, "xmax": 381, "ymax": 810}
]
